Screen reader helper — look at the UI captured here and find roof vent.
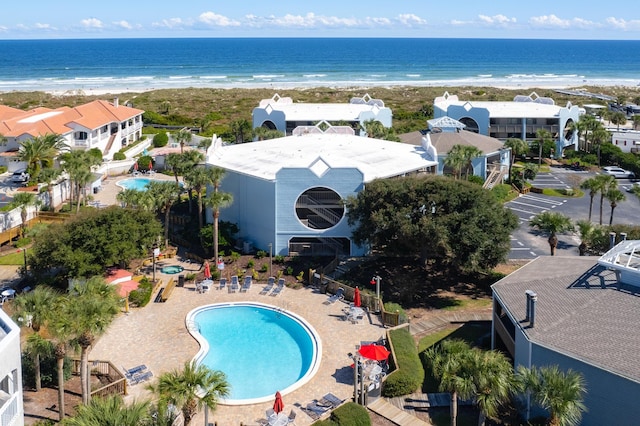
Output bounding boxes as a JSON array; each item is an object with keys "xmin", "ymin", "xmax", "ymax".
[{"xmin": 525, "ymin": 290, "xmax": 538, "ymax": 328}]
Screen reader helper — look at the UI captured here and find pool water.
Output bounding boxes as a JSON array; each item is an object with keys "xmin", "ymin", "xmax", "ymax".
[
  {"xmin": 161, "ymin": 265, "xmax": 184, "ymax": 274},
  {"xmin": 188, "ymin": 303, "xmax": 321, "ymax": 404},
  {"xmin": 116, "ymin": 177, "xmax": 155, "ymax": 191}
]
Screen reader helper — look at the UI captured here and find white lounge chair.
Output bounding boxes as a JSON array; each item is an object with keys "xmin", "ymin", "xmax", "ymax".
[
  {"xmin": 218, "ymin": 277, "xmax": 227, "ymax": 291},
  {"xmin": 260, "ymin": 277, "xmax": 275, "ymax": 295},
  {"xmin": 324, "ymin": 287, "xmax": 345, "ymax": 305},
  {"xmin": 229, "ymin": 276, "xmax": 239, "ymax": 293},
  {"xmin": 241, "ymin": 276, "xmax": 252, "ymax": 292}
]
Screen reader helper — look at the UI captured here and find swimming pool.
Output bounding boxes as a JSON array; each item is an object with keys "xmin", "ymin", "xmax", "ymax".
[
  {"xmin": 116, "ymin": 177, "xmax": 157, "ymax": 191},
  {"xmin": 186, "ymin": 302, "xmax": 322, "ymax": 405}
]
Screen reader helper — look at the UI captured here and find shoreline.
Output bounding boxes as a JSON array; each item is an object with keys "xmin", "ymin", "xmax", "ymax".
[{"xmin": 29, "ymin": 83, "xmax": 640, "ymax": 98}]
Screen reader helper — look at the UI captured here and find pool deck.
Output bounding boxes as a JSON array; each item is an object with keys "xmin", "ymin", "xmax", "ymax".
[
  {"xmin": 91, "ymin": 268, "xmax": 385, "ymax": 425},
  {"xmin": 93, "ymin": 171, "xmax": 175, "ymax": 206}
]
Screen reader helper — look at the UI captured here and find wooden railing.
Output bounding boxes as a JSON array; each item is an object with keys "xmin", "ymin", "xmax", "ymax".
[{"xmin": 70, "ymin": 359, "xmax": 127, "ymax": 397}]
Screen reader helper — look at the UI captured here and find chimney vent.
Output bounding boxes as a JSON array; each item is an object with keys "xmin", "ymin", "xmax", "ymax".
[
  {"xmin": 528, "ymin": 291, "xmax": 538, "ymax": 328},
  {"xmin": 620, "ymin": 232, "xmax": 627, "ymax": 241},
  {"xmin": 114, "ymin": 97, "xmax": 119, "ymax": 108},
  {"xmin": 609, "ymin": 232, "xmax": 617, "ymax": 249}
]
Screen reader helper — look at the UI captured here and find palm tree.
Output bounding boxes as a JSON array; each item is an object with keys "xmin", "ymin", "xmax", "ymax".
[
  {"xmin": 529, "ymin": 211, "xmax": 574, "ymax": 256},
  {"xmin": 60, "ymin": 150, "xmax": 101, "ymax": 212},
  {"xmin": 230, "ymin": 119, "xmax": 251, "ymax": 143},
  {"xmin": 10, "ymin": 192, "xmax": 37, "ymax": 237},
  {"xmin": 574, "ymin": 115, "xmax": 597, "ymax": 151},
  {"xmin": 117, "ymin": 188, "xmax": 144, "ymax": 209},
  {"xmin": 11, "ymin": 286, "xmax": 60, "ymax": 391},
  {"xmin": 580, "ymin": 177, "xmax": 600, "ymax": 222},
  {"xmin": 423, "ymin": 339, "xmax": 476, "ymax": 426},
  {"xmin": 632, "ymin": 115, "xmax": 640, "ymax": 131},
  {"xmin": 69, "ymin": 277, "xmax": 121, "ymax": 404},
  {"xmin": 362, "ymin": 119, "xmax": 386, "ymax": 139},
  {"xmin": 165, "ymin": 153, "xmax": 184, "ymax": 186},
  {"xmin": 444, "ymin": 145, "xmax": 466, "ymax": 179},
  {"xmin": 38, "ymin": 167, "xmax": 62, "ymax": 210},
  {"xmin": 48, "ymin": 297, "xmax": 77, "ymax": 421},
  {"xmin": 590, "ymin": 127, "xmax": 610, "ymax": 167},
  {"xmin": 610, "ymin": 111, "xmax": 627, "ymax": 130},
  {"xmin": 183, "ymin": 166, "xmax": 223, "ymax": 231},
  {"xmin": 535, "ymin": 129, "xmax": 553, "ymax": 166},
  {"xmin": 148, "ymin": 361, "xmax": 229, "ymax": 426},
  {"xmin": 575, "ymin": 220, "xmax": 595, "ymax": 256},
  {"xmin": 595, "ymin": 174, "xmax": 616, "ymax": 225},
  {"xmin": 459, "ymin": 145, "xmax": 482, "ymax": 180},
  {"xmin": 24, "ymin": 334, "xmax": 54, "ymax": 391},
  {"xmin": 198, "ymin": 137, "xmax": 213, "ymax": 155},
  {"xmin": 174, "ymin": 128, "xmax": 192, "ymax": 154},
  {"xmin": 471, "ymin": 350, "xmax": 515, "ymax": 426},
  {"xmin": 503, "ymin": 138, "xmax": 528, "ymax": 183},
  {"xmin": 605, "ymin": 187, "xmax": 625, "ymax": 226},
  {"xmin": 18, "ymin": 133, "xmax": 68, "ymax": 180},
  {"xmin": 147, "ymin": 180, "xmax": 182, "ymax": 247},
  {"xmin": 204, "ymin": 191, "xmax": 233, "ymax": 261},
  {"xmin": 253, "ymin": 127, "xmax": 284, "ymax": 141},
  {"xmin": 517, "ymin": 365, "xmax": 587, "ymax": 426},
  {"xmin": 62, "ymin": 394, "xmax": 151, "ymax": 426}
]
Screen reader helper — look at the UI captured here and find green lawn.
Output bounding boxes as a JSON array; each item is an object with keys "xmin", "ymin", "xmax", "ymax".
[{"xmin": 0, "ymin": 248, "xmax": 29, "ymax": 265}]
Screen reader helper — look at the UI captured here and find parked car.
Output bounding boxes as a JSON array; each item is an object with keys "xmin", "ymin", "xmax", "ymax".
[
  {"xmin": 626, "ymin": 182, "xmax": 640, "ymax": 193},
  {"xmin": 601, "ymin": 166, "xmax": 635, "ymax": 179},
  {"xmin": 11, "ymin": 169, "xmax": 29, "ymax": 183}
]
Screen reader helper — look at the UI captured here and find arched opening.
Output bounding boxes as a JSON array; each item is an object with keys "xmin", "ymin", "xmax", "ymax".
[
  {"xmin": 459, "ymin": 117, "xmax": 479, "ymax": 133},
  {"xmin": 295, "ymin": 187, "xmax": 344, "ymax": 230},
  {"xmin": 262, "ymin": 121, "xmax": 277, "ymax": 130}
]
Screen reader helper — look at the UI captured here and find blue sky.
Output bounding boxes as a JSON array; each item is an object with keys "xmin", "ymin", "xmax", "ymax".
[{"xmin": 2, "ymin": 1, "xmax": 639, "ymax": 40}]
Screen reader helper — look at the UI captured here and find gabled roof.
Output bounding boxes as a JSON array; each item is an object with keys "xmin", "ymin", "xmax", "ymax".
[{"xmin": 427, "ymin": 116, "xmax": 465, "ymax": 130}]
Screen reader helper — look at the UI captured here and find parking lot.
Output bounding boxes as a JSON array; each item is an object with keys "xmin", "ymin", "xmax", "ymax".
[{"xmin": 506, "ymin": 169, "xmax": 639, "ymax": 260}]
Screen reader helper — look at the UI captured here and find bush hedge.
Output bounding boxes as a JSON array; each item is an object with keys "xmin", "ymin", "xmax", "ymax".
[
  {"xmin": 113, "ymin": 152, "xmax": 126, "ymax": 161},
  {"xmin": 128, "ymin": 277, "xmax": 153, "ymax": 307},
  {"xmin": 312, "ymin": 402, "xmax": 371, "ymax": 426},
  {"xmin": 153, "ymin": 132, "xmax": 169, "ymax": 147},
  {"xmin": 382, "ymin": 327, "xmax": 424, "ymax": 397}
]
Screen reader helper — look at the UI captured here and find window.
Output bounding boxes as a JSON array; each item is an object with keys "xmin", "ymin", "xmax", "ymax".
[
  {"xmin": 295, "ymin": 187, "xmax": 344, "ymax": 230},
  {"xmin": 75, "ymin": 131, "xmax": 88, "ymax": 140},
  {"xmin": 101, "ymin": 125, "xmax": 108, "ymax": 133},
  {"xmin": 121, "ymin": 122, "xmax": 126, "ymax": 130}
]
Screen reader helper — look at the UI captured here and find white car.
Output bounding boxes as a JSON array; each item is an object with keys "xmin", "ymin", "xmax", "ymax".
[
  {"xmin": 601, "ymin": 166, "xmax": 635, "ymax": 179},
  {"xmin": 11, "ymin": 169, "xmax": 29, "ymax": 183}
]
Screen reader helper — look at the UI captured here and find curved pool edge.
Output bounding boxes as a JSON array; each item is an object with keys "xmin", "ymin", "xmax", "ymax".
[{"xmin": 185, "ymin": 301, "xmax": 323, "ymax": 406}]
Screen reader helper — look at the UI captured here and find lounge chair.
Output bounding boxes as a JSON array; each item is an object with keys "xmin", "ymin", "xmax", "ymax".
[
  {"xmin": 260, "ymin": 277, "xmax": 275, "ymax": 295},
  {"xmin": 287, "ymin": 409, "xmax": 297, "ymax": 424},
  {"xmin": 126, "ymin": 365, "xmax": 147, "ymax": 375},
  {"xmin": 241, "ymin": 276, "xmax": 252, "ymax": 292},
  {"xmin": 230, "ymin": 276, "xmax": 239, "ymax": 293},
  {"xmin": 132, "ymin": 370, "xmax": 153, "ymax": 384},
  {"xmin": 271, "ymin": 279, "xmax": 285, "ymax": 296},
  {"xmin": 324, "ymin": 287, "xmax": 345, "ymax": 305},
  {"xmin": 218, "ymin": 277, "xmax": 227, "ymax": 291},
  {"xmin": 319, "ymin": 393, "xmax": 344, "ymax": 408},
  {"xmin": 306, "ymin": 401, "xmax": 330, "ymax": 416}
]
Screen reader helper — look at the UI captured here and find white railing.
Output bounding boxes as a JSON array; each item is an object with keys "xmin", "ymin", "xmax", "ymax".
[{"xmin": 0, "ymin": 392, "xmax": 19, "ymax": 426}]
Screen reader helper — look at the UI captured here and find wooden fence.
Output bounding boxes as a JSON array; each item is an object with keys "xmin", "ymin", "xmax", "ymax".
[{"xmin": 71, "ymin": 359, "xmax": 127, "ymax": 398}]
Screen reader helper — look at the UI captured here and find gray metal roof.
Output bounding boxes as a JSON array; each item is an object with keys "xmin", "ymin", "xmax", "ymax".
[
  {"xmin": 492, "ymin": 256, "xmax": 640, "ymax": 383},
  {"xmin": 398, "ymin": 130, "xmax": 504, "ymax": 155}
]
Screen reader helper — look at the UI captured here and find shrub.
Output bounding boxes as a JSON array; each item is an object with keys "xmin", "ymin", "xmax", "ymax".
[
  {"xmin": 285, "ymin": 266, "xmax": 294, "ymax": 276},
  {"xmin": 252, "ymin": 268, "xmax": 259, "ymax": 280},
  {"xmin": 256, "ymin": 250, "xmax": 267, "ymax": 259},
  {"xmin": 383, "ymin": 302, "xmax": 408, "ymax": 324},
  {"xmin": 153, "ymin": 132, "xmax": 169, "ymax": 147},
  {"xmin": 260, "ymin": 263, "xmax": 268, "ymax": 273},
  {"xmin": 329, "ymin": 402, "xmax": 371, "ymax": 425},
  {"xmin": 0, "ymin": 166, "xmax": 7, "ymax": 174},
  {"xmin": 274, "ymin": 254, "xmax": 285, "ymax": 264},
  {"xmin": 230, "ymin": 251, "xmax": 240, "ymax": 263},
  {"xmin": 14, "ymin": 237, "xmax": 31, "ymax": 248},
  {"xmin": 247, "ymin": 259, "xmax": 255, "ymax": 268},
  {"xmin": 296, "ymin": 270, "xmax": 304, "ymax": 282},
  {"xmin": 129, "ymin": 277, "xmax": 153, "ymax": 307},
  {"xmin": 113, "ymin": 152, "xmax": 126, "ymax": 161},
  {"xmin": 185, "ymin": 272, "xmax": 197, "ymax": 281},
  {"xmin": 382, "ymin": 327, "xmax": 424, "ymax": 397}
]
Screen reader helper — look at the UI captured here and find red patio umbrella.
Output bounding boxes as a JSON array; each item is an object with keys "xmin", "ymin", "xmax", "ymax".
[
  {"xmin": 273, "ymin": 391, "xmax": 284, "ymax": 414},
  {"xmin": 354, "ymin": 286, "xmax": 361, "ymax": 307},
  {"xmin": 203, "ymin": 261, "xmax": 211, "ymax": 280},
  {"xmin": 358, "ymin": 344, "xmax": 390, "ymax": 361},
  {"xmin": 133, "ymin": 161, "xmax": 138, "ymax": 171},
  {"xmin": 148, "ymin": 160, "xmax": 153, "ymax": 171}
]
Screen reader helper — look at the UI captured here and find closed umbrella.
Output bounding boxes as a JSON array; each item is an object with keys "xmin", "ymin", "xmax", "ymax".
[
  {"xmin": 358, "ymin": 344, "xmax": 390, "ymax": 361},
  {"xmin": 148, "ymin": 160, "xmax": 153, "ymax": 171},
  {"xmin": 133, "ymin": 161, "xmax": 138, "ymax": 171},
  {"xmin": 203, "ymin": 261, "xmax": 211, "ymax": 279},
  {"xmin": 273, "ymin": 391, "xmax": 284, "ymax": 414},
  {"xmin": 354, "ymin": 286, "xmax": 361, "ymax": 307}
]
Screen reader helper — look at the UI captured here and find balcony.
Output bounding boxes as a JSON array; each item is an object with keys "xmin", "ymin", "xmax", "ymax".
[{"xmin": 0, "ymin": 391, "xmax": 19, "ymax": 426}]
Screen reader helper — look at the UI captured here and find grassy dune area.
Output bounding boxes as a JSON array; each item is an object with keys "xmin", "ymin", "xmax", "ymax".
[{"xmin": 1, "ymin": 85, "xmax": 638, "ymax": 135}]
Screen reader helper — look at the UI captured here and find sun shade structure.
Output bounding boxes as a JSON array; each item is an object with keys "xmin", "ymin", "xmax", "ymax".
[
  {"xmin": 597, "ymin": 239, "xmax": 640, "ymax": 287},
  {"xmin": 358, "ymin": 344, "xmax": 390, "ymax": 361}
]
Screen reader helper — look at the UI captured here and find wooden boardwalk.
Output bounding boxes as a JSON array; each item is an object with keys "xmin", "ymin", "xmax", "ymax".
[{"xmin": 368, "ymin": 398, "xmax": 431, "ymax": 426}]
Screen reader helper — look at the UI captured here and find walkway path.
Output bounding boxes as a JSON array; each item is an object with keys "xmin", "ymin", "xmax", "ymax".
[{"xmin": 370, "ymin": 310, "xmax": 492, "ymax": 425}]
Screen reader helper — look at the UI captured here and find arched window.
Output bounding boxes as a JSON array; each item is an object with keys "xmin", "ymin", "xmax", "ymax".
[
  {"xmin": 295, "ymin": 187, "xmax": 344, "ymax": 230},
  {"xmin": 459, "ymin": 117, "xmax": 479, "ymax": 133}
]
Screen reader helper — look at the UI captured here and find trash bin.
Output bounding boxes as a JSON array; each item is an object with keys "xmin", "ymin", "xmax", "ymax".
[
  {"xmin": 178, "ymin": 275, "xmax": 185, "ymax": 287},
  {"xmin": 93, "ymin": 186, "xmax": 99, "ymax": 194}
]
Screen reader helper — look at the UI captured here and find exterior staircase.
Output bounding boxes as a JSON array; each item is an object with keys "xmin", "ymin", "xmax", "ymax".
[
  {"xmin": 483, "ymin": 164, "xmax": 508, "ymax": 189},
  {"xmin": 103, "ymin": 133, "xmax": 117, "ymax": 156}
]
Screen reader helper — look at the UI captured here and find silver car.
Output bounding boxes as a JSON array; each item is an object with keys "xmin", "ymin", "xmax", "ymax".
[{"xmin": 601, "ymin": 166, "xmax": 635, "ymax": 179}]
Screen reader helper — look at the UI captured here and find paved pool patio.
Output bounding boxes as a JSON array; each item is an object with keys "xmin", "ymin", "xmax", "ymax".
[{"xmin": 91, "ymin": 271, "xmax": 385, "ymax": 425}]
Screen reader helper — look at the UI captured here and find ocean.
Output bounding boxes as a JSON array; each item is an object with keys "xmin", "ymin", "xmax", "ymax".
[{"xmin": 1, "ymin": 38, "xmax": 640, "ymax": 93}]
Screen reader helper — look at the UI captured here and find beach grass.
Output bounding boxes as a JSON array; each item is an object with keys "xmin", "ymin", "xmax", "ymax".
[{"xmin": 1, "ymin": 85, "xmax": 637, "ymax": 135}]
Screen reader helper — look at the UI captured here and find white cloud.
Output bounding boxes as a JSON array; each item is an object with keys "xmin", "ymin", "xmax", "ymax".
[
  {"xmin": 396, "ymin": 14, "xmax": 427, "ymax": 27},
  {"xmin": 478, "ymin": 14, "xmax": 516, "ymax": 26},
  {"xmin": 198, "ymin": 11, "xmax": 240, "ymax": 27},
  {"xmin": 80, "ymin": 18, "xmax": 104, "ymax": 29},
  {"xmin": 113, "ymin": 20, "xmax": 135, "ymax": 30},
  {"xmin": 529, "ymin": 14, "xmax": 601, "ymax": 30},
  {"xmin": 606, "ymin": 17, "xmax": 640, "ymax": 31},
  {"xmin": 34, "ymin": 23, "xmax": 56, "ymax": 30},
  {"xmin": 450, "ymin": 19, "xmax": 468, "ymax": 26},
  {"xmin": 0, "ymin": 25, "xmax": 8, "ymax": 32},
  {"xmin": 152, "ymin": 17, "xmax": 190, "ymax": 29}
]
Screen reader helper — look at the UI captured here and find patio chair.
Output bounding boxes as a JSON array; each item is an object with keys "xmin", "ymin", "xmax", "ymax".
[
  {"xmin": 287, "ymin": 409, "xmax": 297, "ymax": 424},
  {"xmin": 324, "ymin": 287, "xmax": 345, "ymax": 305},
  {"xmin": 271, "ymin": 279, "xmax": 285, "ymax": 296},
  {"xmin": 196, "ymin": 282, "xmax": 203, "ymax": 293},
  {"xmin": 201, "ymin": 281, "xmax": 211, "ymax": 293},
  {"xmin": 265, "ymin": 408, "xmax": 277, "ymax": 423},
  {"xmin": 260, "ymin": 277, "xmax": 275, "ymax": 295},
  {"xmin": 218, "ymin": 277, "xmax": 227, "ymax": 291},
  {"xmin": 319, "ymin": 393, "xmax": 343, "ymax": 408},
  {"xmin": 230, "ymin": 276, "xmax": 239, "ymax": 293},
  {"xmin": 241, "ymin": 276, "xmax": 252, "ymax": 292}
]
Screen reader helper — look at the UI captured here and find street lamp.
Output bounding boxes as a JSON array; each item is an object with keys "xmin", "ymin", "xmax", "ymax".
[
  {"xmin": 152, "ymin": 242, "xmax": 159, "ymax": 284},
  {"xmin": 370, "ymin": 275, "xmax": 381, "ymax": 313},
  {"xmin": 348, "ymin": 351, "xmax": 365, "ymax": 405},
  {"xmin": 268, "ymin": 243, "xmax": 273, "ymax": 278}
]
